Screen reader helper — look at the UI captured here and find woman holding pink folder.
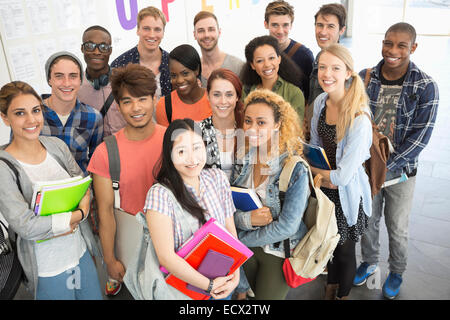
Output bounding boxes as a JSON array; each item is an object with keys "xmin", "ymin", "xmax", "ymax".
[
  {"xmin": 143, "ymin": 118, "xmax": 240, "ymax": 300},
  {"xmin": 0, "ymin": 81, "xmax": 102, "ymax": 300}
]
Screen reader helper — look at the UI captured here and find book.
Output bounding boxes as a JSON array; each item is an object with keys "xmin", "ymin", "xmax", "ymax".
[
  {"xmin": 165, "ymin": 233, "xmax": 247, "ymax": 300},
  {"xmin": 382, "ymin": 172, "xmax": 408, "ymax": 188},
  {"xmin": 31, "ymin": 176, "xmax": 92, "ymax": 216},
  {"xmin": 186, "ymin": 249, "xmax": 235, "ymax": 295},
  {"xmin": 230, "ymin": 186, "xmax": 263, "ymax": 212},
  {"xmin": 301, "ymin": 141, "xmax": 331, "ymax": 170},
  {"xmin": 160, "ymin": 218, "xmax": 253, "ymax": 274}
]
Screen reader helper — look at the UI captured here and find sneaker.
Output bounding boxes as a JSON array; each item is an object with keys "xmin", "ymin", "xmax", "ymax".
[
  {"xmin": 105, "ymin": 279, "xmax": 122, "ymax": 296},
  {"xmin": 353, "ymin": 262, "xmax": 379, "ymax": 286},
  {"xmin": 382, "ymin": 272, "xmax": 402, "ymax": 299}
]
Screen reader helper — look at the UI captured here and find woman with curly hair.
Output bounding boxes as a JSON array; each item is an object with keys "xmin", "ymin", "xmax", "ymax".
[
  {"xmin": 240, "ymin": 35, "xmax": 306, "ymax": 124},
  {"xmin": 230, "ymin": 89, "xmax": 310, "ymax": 300}
]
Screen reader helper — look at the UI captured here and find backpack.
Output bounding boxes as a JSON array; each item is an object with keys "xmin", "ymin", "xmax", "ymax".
[
  {"xmin": 0, "ymin": 158, "xmax": 24, "ymax": 300},
  {"xmin": 165, "ymin": 93, "xmax": 173, "ymax": 124},
  {"xmin": 362, "ymin": 68, "xmax": 391, "ymax": 197},
  {"xmin": 278, "ymin": 156, "xmax": 340, "ymax": 286},
  {"xmin": 103, "ymin": 135, "xmax": 143, "ymax": 270}
]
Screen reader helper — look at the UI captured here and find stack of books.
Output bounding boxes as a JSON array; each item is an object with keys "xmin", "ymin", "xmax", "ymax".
[
  {"xmin": 31, "ymin": 175, "xmax": 92, "ymax": 216},
  {"xmin": 30, "ymin": 175, "xmax": 92, "ymax": 243},
  {"xmin": 163, "ymin": 218, "xmax": 253, "ymax": 300}
]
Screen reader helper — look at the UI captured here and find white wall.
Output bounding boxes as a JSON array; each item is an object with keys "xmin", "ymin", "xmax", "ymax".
[{"xmin": 0, "ymin": 0, "xmax": 331, "ymax": 145}]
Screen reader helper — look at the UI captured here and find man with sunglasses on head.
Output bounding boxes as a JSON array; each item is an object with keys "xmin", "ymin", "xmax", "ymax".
[{"xmin": 79, "ymin": 25, "xmax": 126, "ymax": 137}]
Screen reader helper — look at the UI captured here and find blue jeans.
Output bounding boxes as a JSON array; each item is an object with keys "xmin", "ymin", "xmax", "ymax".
[
  {"xmin": 361, "ymin": 170, "xmax": 417, "ymax": 274},
  {"xmin": 36, "ymin": 250, "xmax": 103, "ymax": 300}
]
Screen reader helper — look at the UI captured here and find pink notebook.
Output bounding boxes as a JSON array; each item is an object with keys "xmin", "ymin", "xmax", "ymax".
[{"xmin": 160, "ymin": 218, "xmax": 253, "ymax": 274}]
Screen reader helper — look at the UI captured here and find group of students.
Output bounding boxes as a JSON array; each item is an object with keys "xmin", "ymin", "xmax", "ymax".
[{"xmin": 0, "ymin": 0, "xmax": 439, "ymax": 301}]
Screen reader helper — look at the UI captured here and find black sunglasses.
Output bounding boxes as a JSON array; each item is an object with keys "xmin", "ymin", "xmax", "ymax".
[{"xmin": 82, "ymin": 42, "xmax": 112, "ymax": 53}]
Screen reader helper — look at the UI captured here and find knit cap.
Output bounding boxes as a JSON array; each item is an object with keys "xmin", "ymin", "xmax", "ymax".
[{"xmin": 45, "ymin": 51, "xmax": 84, "ymax": 83}]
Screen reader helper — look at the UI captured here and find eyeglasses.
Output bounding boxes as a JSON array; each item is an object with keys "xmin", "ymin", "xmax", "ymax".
[{"xmin": 82, "ymin": 42, "xmax": 112, "ymax": 53}]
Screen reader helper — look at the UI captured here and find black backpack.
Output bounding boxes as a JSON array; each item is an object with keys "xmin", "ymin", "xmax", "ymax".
[{"xmin": 0, "ymin": 158, "xmax": 24, "ymax": 300}]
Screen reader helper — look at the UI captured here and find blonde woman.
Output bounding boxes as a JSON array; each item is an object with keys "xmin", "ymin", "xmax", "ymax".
[
  {"xmin": 231, "ymin": 89, "xmax": 310, "ymax": 300},
  {"xmin": 309, "ymin": 44, "xmax": 372, "ymax": 300}
]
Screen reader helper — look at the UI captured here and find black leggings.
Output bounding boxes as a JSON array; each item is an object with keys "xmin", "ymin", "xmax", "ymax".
[{"xmin": 327, "ymin": 239, "xmax": 356, "ymax": 298}]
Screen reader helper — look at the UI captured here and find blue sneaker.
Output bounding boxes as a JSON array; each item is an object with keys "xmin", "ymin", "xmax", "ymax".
[
  {"xmin": 353, "ymin": 262, "xmax": 379, "ymax": 286},
  {"xmin": 383, "ymin": 272, "xmax": 402, "ymax": 299}
]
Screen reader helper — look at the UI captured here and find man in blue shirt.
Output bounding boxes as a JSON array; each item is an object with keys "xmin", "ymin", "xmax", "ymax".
[
  {"xmin": 41, "ymin": 51, "xmax": 103, "ymax": 174},
  {"xmin": 354, "ymin": 23, "xmax": 439, "ymax": 300},
  {"xmin": 111, "ymin": 6, "xmax": 171, "ymax": 100}
]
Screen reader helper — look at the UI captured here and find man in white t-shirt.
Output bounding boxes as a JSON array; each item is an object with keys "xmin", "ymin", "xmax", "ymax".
[{"xmin": 193, "ymin": 11, "xmax": 245, "ymax": 87}]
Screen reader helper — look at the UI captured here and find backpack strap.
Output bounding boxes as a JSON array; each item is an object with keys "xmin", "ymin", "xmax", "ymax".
[
  {"xmin": 165, "ymin": 93, "xmax": 172, "ymax": 124},
  {"xmin": 104, "ymin": 135, "xmax": 121, "ymax": 209},
  {"xmin": 364, "ymin": 68, "xmax": 372, "ymax": 89},
  {"xmin": 0, "ymin": 158, "xmax": 21, "ymax": 246},
  {"xmin": 286, "ymin": 42, "xmax": 302, "ymax": 58},
  {"xmin": 278, "ymin": 155, "xmax": 318, "ymax": 258},
  {"xmin": 0, "ymin": 158, "xmax": 22, "ymax": 194},
  {"xmin": 100, "ymin": 92, "xmax": 115, "ymax": 119}
]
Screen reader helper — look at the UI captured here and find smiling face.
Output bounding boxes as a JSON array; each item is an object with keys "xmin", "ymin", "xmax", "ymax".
[
  {"xmin": 250, "ymin": 44, "xmax": 281, "ymax": 83},
  {"xmin": 382, "ymin": 31, "xmax": 417, "ymax": 74},
  {"xmin": 194, "ymin": 17, "xmax": 220, "ymax": 52},
  {"xmin": 1, "ymin": 94, "xmax": 43, "ymax": 142},
  {"xmin": 317, "ymin": 51, "xmax": 351, "ymax": 96},
  {"xmin": 208, "ymin": 78, "xmax": 238, "ymax": 121},
  {"xmin": 171, "ymin": 129, "xmax": 206, "ymax": 183},
  {"xmin": 48, "ymin": 58, "xmax": 81, "ymax": 104},
  {"xmin": 137, "ymin": 15, "xmax": 165, "ymax": 52},
  {"xmin": 117, "ymin": 88, "xmax": 155, "ymax": 129},
  {"xmin": 169, "ymin": 59, "xmax": 199, "ymax": 98},
  {"xmin": 243, "ymin": 102, "xmax": 280, "ymax": 149},
  {"xmin": 81, "ymin": 29, "xmax": 112, "ymax": 74},
  {"xmin": 315, "ymin": 14, "xmax": 345, "ymax": 49},
  {"xmin": 265, "ymin": 14, "xmax": 292, "ymax": 49}
]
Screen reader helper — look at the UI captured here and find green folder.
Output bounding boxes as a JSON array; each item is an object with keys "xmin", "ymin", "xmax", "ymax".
[{"xmin": 35, "ymin": 176, "xmax": 92, "ymax": 216}]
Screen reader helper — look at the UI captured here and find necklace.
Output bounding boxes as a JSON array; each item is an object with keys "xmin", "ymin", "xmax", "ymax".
[{"xmin": 214, "ymin": 127, "xmax": 236, "ymax": 139}]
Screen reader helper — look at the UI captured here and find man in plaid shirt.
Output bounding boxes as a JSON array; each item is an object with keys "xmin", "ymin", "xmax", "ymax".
[
  {"xmin": 41, "ymin": 51, "xmax": 103, "ymax": 174},
  {"xmin": 354, "ymin": 23, "xmax": 439, "ymax": 299}
]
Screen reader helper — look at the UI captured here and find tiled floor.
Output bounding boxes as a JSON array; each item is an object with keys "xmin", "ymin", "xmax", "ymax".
[{"xmin": 12, "ymin": 35, "xmax": 450, "ymax": 301}]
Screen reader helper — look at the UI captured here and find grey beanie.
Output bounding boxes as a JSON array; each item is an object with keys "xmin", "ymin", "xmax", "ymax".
[{"xmin": 45, "ymin": 51, "xmax": 84, "ymax": 83}]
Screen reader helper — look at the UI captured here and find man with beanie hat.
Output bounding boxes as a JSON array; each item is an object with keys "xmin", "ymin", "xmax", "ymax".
[{"xmin": 41, "ymin": 51, "xmax": 103, "ymax": 173}]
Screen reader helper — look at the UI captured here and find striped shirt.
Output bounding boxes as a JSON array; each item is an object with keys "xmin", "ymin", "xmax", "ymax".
[
  {"xmin": 40, "ymin": 95, "xmax": 104, "ymax": 174},
  {"xmin": 144, "ymin": 168, "xmax": 235, "ymax": 251},
  {"xmin": 361, "ymin": 60, "xmax": 439, "ymax": 173}
]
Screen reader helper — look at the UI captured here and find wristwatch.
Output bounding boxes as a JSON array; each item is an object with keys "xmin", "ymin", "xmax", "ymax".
[{"xmin": 205, "ymin": 279, "xmax": 214, "ymax": 294}]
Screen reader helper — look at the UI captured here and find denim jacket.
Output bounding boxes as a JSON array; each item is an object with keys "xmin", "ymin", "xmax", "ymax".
[
  {"xmin": 310, "ymin": 92, "xmax": 372, "ymax": 227},
  {"xmin": 360, "ymin": 60, "xmax": 439, "ymax": 174},
  {"xmin": 230, "ymin": 148, "xmax": 309, "ymax": 256}
]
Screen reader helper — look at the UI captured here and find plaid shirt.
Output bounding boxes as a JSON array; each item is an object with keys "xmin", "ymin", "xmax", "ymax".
[
  {"xmin": 111, "ymin": 46, "xmax": 172, "ymax": 97},
  {"xmin": 144, "ymin": 168, "xmax": 235, "ymax": 251},
  {"xmin": 40, "ymin": 95, "xmax": 104, "ymax": 174},
  {"xmin": 360, "ymin": 60, "xmax": 439, "ymax": 174}
]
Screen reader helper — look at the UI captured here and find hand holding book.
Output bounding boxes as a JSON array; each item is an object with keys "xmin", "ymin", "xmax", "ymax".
[{"xmin": 250, "ymin": 207, "xmax": 273, "ymax": 226}]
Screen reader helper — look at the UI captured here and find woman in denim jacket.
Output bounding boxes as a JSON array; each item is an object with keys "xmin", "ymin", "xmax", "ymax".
[
  {"xmin": 231, "ymin": 89, "xmax": 310, "ymax": 300},
  {"xmin": 309, "ymin": 44, "xmax": 372, "ymax": 300}
]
